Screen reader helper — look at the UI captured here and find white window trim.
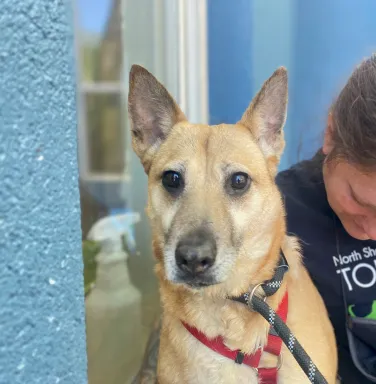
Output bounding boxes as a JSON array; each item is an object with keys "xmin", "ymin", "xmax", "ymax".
[
  {"xmin": 80, "ymin": 83, "xmax": 123, "ymax": 93},
  {"xmin": 181, "ymin": 0, "xmax": 209, "ymax": 125},
  {"xmin": 162, "ymin": 0, "xmax": 209, "ymax": 124}
]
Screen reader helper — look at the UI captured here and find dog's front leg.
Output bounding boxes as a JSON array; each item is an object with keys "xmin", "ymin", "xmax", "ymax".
[{"xmin": 222, "ymin": 309, "xmax": 270, "ymax": 355}]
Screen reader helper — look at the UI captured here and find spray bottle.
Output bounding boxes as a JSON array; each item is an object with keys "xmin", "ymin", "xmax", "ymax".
[{"xmin": 85, "ymin": 213, "xmax": 142, "ymax": 384}]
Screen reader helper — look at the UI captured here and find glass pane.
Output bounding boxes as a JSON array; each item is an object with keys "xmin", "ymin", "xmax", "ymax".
[
  {"xmin": 85, "ymin": 93, "xmax": 125, "ymax": 173},
  {"xmin": 76, "ymin": 0, "xmax": 122, "ymax": 82},
  {"xmin": 75, "ymin": 1, "xmax": 173, "ymax": 383}
]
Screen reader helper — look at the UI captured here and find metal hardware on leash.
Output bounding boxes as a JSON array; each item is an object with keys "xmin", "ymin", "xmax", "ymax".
[{"xmin": 247, "ymin": 283, "xmax": 267, "ymax": 311}]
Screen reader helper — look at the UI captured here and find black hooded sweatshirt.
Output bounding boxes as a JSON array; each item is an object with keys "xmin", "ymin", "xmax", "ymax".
[{"xmin": 276, "ymin": 151, "xmax": 376, "ymax": 383}]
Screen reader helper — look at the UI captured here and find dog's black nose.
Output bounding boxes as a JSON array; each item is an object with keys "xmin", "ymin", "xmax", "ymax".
[{"xmin": 175, "ymin": 228, "xmax": 216, "ymax": 276}]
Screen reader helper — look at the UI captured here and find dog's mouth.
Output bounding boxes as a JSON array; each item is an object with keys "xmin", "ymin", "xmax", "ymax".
[
  {"xmin": 174, "ymin": 274, "xmax": 220, "ymax": 289},
  {"xmin": 175, "ymin": 278, "xmax": 219, "ymax": 289}
]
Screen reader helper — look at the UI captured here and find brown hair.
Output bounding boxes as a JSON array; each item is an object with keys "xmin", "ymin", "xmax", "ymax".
[{"xmin": 328, "ymin": 54, "xmax": 376, "ymax": 169}]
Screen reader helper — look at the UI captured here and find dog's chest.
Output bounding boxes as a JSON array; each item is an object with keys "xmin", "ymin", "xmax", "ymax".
[{"xmin": 183, "ymin": 333, "xmax": 260, "ymax": 384}]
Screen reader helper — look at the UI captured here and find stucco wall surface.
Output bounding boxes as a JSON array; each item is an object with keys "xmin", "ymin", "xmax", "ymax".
[{"xmin": 0, "ymin": 2, "xmax": 87, "ymax": 383}]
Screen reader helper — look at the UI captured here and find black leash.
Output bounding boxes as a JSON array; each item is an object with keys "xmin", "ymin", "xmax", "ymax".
[{"xmin": 231, "ymin": 252, "xmax": 328, "ymax": 384}]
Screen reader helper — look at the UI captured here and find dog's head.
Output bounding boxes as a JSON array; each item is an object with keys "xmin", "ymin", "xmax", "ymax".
[{"xmin": 128, "ymin": 65, "xmax": 288, "ymax": 292}]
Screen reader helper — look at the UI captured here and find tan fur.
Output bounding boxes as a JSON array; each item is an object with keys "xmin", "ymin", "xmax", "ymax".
[{"xmin": 128, "ymin": 65, "xmax": 337, "ymax": 383}]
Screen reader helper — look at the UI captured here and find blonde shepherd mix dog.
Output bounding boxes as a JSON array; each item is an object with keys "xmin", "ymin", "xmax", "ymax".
[{"xmin": 128, "ymin": 65, "xmax": 337, "ymax": 384}]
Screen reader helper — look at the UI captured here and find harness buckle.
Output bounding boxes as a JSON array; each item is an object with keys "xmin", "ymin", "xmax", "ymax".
[
  {"xmin": 247, "ymin": 283, "xmax": 267, "ymax": 311},
  {"xmin": 253, "ymin": 353, "xmax": 283, "ymax": 378}
]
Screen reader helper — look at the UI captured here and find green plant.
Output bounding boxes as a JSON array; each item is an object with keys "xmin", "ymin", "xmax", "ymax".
[
  {"xmin": 82, "ymin": 239, "xmax": 101, "ymax": 296},
  {"xmin": 82, "ymin": 230, "xmax": 136, "ymax": 296}
]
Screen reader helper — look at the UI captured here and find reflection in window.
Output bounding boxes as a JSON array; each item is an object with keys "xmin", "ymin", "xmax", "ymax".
[
  {"xmin": 75, "ymin": 0, "xmax": 126, "ymax": 179},
  {"xmin": 78, "ymin": 0, "xmax": 122, "ymax": 82},
  {"xmin": 86, "ymin": 93, "xmax": 124, "ymax": 173},
  {"xmin": 74, "ymin": 1, "xmax": 145, "ymax": 383}
]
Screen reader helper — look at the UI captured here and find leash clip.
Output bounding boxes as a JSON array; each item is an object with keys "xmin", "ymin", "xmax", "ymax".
[{"xmin": 247, "ymin": 283, "xmax": 267, "ymax": 311}]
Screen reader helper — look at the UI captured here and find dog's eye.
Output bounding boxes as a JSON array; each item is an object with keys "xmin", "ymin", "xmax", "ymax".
[
  {"xmin": 227, "ymin": 172, "xmax": 251, "ymax": 195},
  {"xmin": 231, "ymin": 173, "xmax": 248, "ymax": 189},
  {"xmin": 162, "ymin": 171, "xmax": 183, "ymax": 194}
]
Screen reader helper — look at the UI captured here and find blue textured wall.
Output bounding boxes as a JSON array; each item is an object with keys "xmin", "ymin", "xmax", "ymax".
[
  {"xmin": 0, "ymin": 2, "xmax": 87, "ymax": 384},
  {"xmin": 207, "ymin": 0, "xmax": 253, "ymax": 125},
  {"xmin": 207, "ymin": 0, "xmax": 293, "ymax": 170},
  {"xmin": 207, "ymin": 1, "xmax": 376, "ymax": 170},
  {"xmin": 250, "ymin": 0, "xmax": 294, "ymax": 171},
  {"xmin": 289, "ymin": 0, "xmax": 376, "ymax": 166}
]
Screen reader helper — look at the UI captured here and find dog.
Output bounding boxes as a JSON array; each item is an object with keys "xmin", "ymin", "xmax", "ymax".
[{"xmin": 128, "ymin": 65, "xmax": 337, "ymax": 383}]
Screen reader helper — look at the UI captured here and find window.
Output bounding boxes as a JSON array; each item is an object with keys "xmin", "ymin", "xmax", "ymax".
[{"xmin": 74, "ymin": 0, "xmax": 129, "ymax": 181}]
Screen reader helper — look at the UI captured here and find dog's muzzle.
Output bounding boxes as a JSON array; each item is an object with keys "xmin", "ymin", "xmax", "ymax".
[{"xmin": 174, "ymin": 227, "xmax": 217, "ymax": 287}]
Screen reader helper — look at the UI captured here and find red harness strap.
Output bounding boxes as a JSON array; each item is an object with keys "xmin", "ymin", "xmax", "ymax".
[{"xmin": 182, "ymin": 292, "xmax": 288, "ymax": 384}]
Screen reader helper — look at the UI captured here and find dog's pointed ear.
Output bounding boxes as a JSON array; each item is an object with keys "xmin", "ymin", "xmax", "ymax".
[
  {"xmin": 128, "ymin": 65, "xmax": 187, "ymax": 172},
  {"xmin": 238, "ymin": 67, "xmax": 288, "ymax": 169}
]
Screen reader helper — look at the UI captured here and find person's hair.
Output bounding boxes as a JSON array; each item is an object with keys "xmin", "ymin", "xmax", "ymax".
[{"xmin": 328, "ymin": 54, "xmax": 376, "ymax": 169}]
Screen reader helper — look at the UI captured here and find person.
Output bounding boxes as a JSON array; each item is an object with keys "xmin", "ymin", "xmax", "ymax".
[
  {"xmin": 135, "ymin": 55, "xmax": 376, "ymax": 383},
  {"xmin": 277, "ymin": 55, "xmax": 376, "ymax": 383}
]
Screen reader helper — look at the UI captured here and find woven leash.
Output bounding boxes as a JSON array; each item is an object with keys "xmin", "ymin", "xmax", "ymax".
[
  {"xmin": 251, "ymin": 296, "xmax": 327, "ymax": 384},
  {"xmin": 231, "ymin": 252, "xmax": 328, "ymax": 384}
]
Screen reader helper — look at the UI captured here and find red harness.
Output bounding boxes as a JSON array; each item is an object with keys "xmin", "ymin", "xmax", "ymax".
[{"xmin": 182, "ymin": 292, "xmax": 288, "ymax": 384}]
